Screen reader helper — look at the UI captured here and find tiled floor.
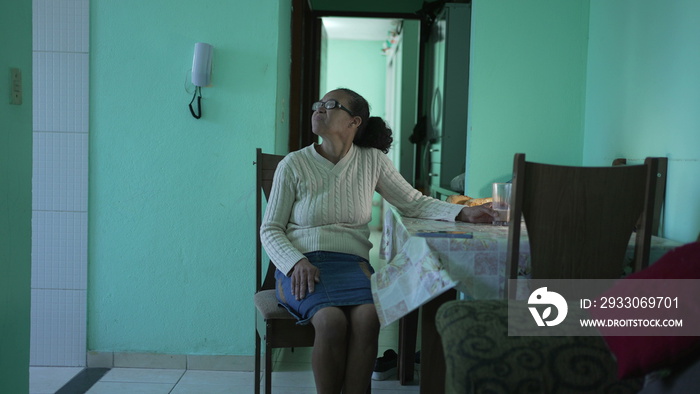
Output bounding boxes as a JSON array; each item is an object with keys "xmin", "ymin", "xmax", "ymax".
[
  {"xmin": 31, "ymin": 359, "xmax": 418, "ymax": 393},
  {"xmin": 30, "ymin": 229, "xmax": 421, "ymax": 393},
  {"xmin": 30, "ymin": 322, "xmax": 420, "ymax": 393},
  {"xmin": 30, "ymin": 366, "xmax": 84, "ymax": 394}
]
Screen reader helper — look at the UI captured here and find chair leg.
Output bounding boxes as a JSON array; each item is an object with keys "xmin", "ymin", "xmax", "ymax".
[
  {"xmin": 420, "ymin": 289, "xmax": 457, "ymax": 394},
  {"xmin": 398, "ymin": 310, "xmax": 419, "ymax": 384},
  {"xmin": 255, "ymin": 330, "xmax": 261, "ymax": 394},
  {"xmin": 265, "ymin": 341, "xmax": 273, "ymax": 394}
]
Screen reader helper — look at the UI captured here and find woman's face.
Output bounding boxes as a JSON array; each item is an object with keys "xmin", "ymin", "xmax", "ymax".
[{"xmin": 311, "ymin": 90, "xmax": 358, "ymax": 138}]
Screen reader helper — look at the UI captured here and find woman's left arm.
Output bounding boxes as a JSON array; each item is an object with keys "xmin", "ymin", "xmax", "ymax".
[
  {"xmin": 375, "ymin": 154, "xmax": 456, "ymax": 219},
  {"xmin": 375, "ymin": 153, "xmax": 495, "ymax": 223}
]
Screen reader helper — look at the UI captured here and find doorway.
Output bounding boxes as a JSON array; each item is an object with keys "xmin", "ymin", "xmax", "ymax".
[
  {"xmin": 290, "ymin": 1, "xmax": 454, "ymax": 192},
  {"xmin": 293, "ymin": 10, "xmax": 424, "ymax": 185},
  {"xmin": 320, "ymin": 16, "xmax": 418, "ymax": 180}
]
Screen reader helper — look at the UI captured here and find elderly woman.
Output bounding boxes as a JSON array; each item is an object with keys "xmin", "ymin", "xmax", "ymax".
[{"xmin": 260, "ymin": 88, "xmax": 495, "ymax": 394}]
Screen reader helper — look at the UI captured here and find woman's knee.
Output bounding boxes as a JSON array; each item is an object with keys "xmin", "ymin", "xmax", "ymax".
[
  {"xmin": 349, "ymin": 304, "xmax": 380, "ymax": 337},
  {"xmin": 311, "ymin": 307, "xmax": 348, "ymax": 338}
]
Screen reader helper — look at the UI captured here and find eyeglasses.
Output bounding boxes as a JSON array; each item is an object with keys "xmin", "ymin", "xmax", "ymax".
[{"xmin": 311, "ymin": 100, "xmax": 355, "ymax": 116}]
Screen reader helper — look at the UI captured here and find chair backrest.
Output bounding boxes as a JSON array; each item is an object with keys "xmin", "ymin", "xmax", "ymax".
[
  {"xmin": 506, "ymin": 153, "xmax": 659, "ymax": 283},
  {"xmin": 612, "ymin": 157, "xmax": 668, "ymax": 237},
  {"xmin": 255, "ymin": 148, "xmax": 285, "ymax": 293}
]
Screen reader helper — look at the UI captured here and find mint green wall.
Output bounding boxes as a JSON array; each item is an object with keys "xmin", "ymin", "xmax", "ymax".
[
  {"xmin": 584, "ymin": 0, "xmax": 700, "ymax": 243},
  {"xmin": 276, "ymin": 0, "xmax": 292, "ymax": 154},
  {"xmin": 319, "ymin": 27, "xmax": 329, "ymax": 98},
  {"xmin": 466, "ymin": 0, "xmax": 590, "ymax": 198},
  {"xmin": 467, "ymin": 0, "xmax": 697, "ymax": 242},
  {"xmin": 90, "ymin": 1, "xmax": 287, "ymax": 355},
  {"xmin": 78, "ymin": 0, "xmax": 700, "ymax": 361},
  {"xmin": 325, "ymin": 39, "xmax": 387, "ymax": 118},
  {"xmin": 0, "ymin": 0, "xmax": 32, "ymax": 391}
]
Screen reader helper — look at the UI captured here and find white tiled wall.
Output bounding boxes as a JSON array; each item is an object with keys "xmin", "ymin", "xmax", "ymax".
[
  {"xmin": 30, "ymin": 290, "xmax": 88, "ymax": 366},
  {"xmin": 32, "ymin": 132, "xmax": 89, "ymax": 212},
  {"xmin": 31, "ymin": 0, "xmax": 90, "ymax": 367},
  {"xmin": 31, "ymin": 211, "xmax": 88, "ymax": 290},
  {"xmin": 32, "ymin": 52, "xmax": 90, "ymax": 133}
]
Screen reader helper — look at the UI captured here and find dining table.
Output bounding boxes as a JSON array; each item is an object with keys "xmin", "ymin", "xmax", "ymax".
[{"xmin": 370, "ymin": 206, "xmax": 684, "ymax": 393}]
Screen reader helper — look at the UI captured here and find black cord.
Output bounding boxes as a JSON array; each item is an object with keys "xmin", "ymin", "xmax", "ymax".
[{"xmin": 189, "ymin": 86, "xmax": 202, "ymax": 119}]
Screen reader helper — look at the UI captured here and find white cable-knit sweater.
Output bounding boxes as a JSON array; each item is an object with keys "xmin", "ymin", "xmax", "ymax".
[{"xmin": 260, "ymin": 144, "xmax": 464, "ymax": 275}]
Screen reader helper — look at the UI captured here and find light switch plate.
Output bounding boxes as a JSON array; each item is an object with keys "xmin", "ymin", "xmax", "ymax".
[{"xmin": 10, "ymin": 67, "xmax": 22, "ymax": 105}]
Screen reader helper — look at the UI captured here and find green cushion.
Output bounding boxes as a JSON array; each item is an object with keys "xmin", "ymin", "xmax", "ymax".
[{"xmin": 435, "ymin": 300, "xmax": 643, "ymax": 393}]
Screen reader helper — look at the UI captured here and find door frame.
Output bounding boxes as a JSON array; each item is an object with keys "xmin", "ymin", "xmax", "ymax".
[{"xmin": 289, "ymin": 0, "xmax": 428, "ymax": 152}]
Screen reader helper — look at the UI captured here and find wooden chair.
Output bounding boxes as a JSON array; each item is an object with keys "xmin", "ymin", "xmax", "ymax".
[
  {"xmin": 253, "ymin": 148, "xmax": 372, "ymax": 393},
  {"xmin": 253, "ymin": 148, "xmax": 315, "ymax": 394},
  {"xmin": 613, "ymin": 157, "xmax": 668, "ymax": 236},
  {"xmin": 506, "ymin": 153, "xmax": 660, "ymax": 285},
  {"xmin": 435, "ymin": 154, "xmax": 661, "ymax": 393}
]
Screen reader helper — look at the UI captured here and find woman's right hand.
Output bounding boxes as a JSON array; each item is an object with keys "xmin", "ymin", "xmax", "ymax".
[
  {"xmin": 456, "ymin": 204, "xmax": 498, "ymax": 223},
  {"xmin": 290, "ymin": 258, "xmax": 320, "ymax": 300}
]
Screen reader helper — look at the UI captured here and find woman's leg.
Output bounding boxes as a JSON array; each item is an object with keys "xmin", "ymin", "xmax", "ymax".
[
  {"xmin": 343, "ymin": 303, "xmax": 380, "ymax": 394},
  {"xmin": 310, "ymin": 306, "xmax": 349, "ymax": 394}
]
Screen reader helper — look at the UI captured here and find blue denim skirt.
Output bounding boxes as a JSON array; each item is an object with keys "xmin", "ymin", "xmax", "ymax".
[{"xmin": 275, "ymin": 251, "xmax": 375, "ymax": 325}]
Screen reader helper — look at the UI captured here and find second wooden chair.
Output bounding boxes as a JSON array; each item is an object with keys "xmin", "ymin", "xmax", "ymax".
[{"xmin": 506, "ymin": 153, "xmax": 660, "ymax": 285}]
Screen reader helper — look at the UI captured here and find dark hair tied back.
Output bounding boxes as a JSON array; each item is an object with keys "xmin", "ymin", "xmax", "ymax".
[
  {"xmin": 337, "ymin": 88, "xmax": 393, "ymax": 154},
  {"xmin": 355, "ymin": 117, "xmax": 393, "ymax": 154}
]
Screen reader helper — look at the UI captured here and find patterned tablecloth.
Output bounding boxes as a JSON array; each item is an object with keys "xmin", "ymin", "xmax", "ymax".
[{"xmin": 370, "ymin": 207, "xmax": 683, "ymax": 327}]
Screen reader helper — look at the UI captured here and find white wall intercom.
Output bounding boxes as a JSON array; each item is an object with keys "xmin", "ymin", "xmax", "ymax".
[
  {"xmin": 192, "ymin": 42, "xmax": 213, "ymax": 87},
  {"xmin": 189, "ymin": 42, "xmax": 213, "ymax": 119}
]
